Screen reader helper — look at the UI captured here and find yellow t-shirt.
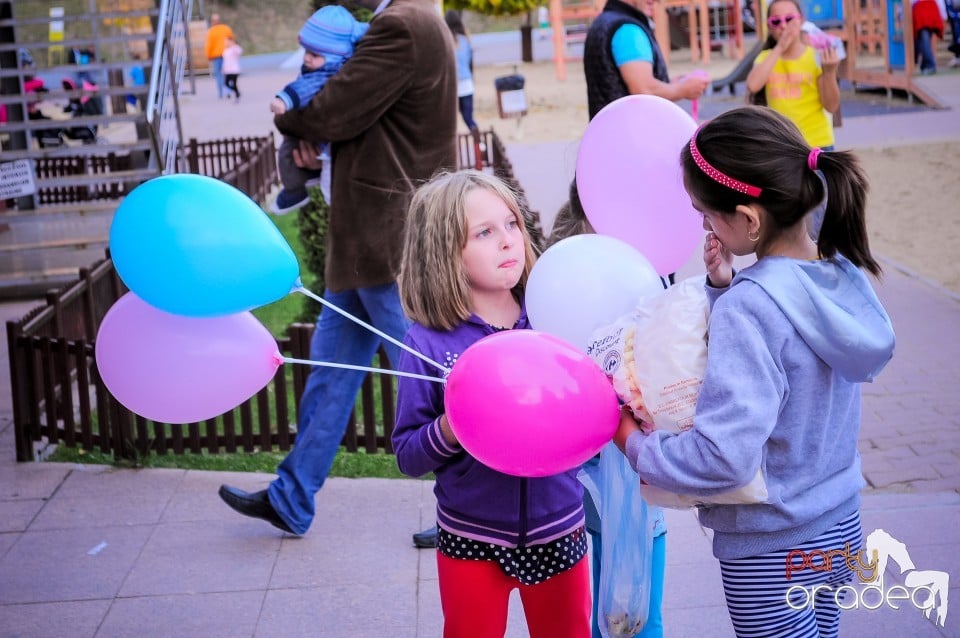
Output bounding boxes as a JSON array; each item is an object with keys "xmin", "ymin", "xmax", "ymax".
[{"xmin": 754, "ymin": 46, "xmax": 834, "ymax": 148}]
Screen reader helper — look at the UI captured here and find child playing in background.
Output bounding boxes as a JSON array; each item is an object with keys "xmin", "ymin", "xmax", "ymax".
[
  {"xmin": 912, "ymin": 0, "xmax": 946, "ymax": 74},
  {"xmin": 746, "ymin": 0, "xmax": 841, "ymax": 149},
  {"xmin": 221, "ymin": 36, "xmax": 242, "ymax": 101},
  {"xmin": 269, "ymin": 5, "xmax": 368, "ymax": 214},
  {"xmin": 443, "ymin": 11, "xmax": 481, "ymax": 149},
  {"xmin": 946, "ymin": 0, "xmax": 960, "ymax": 67},
  {"xmin": 547, "ymin": 177, "xmax": 666, "ymax": 638},
  {"xmin": 616, "ymin": 106, "xmax": 895, "ymax": 638},
  {"xmin": 393, "ymin": 170, "xmax": 591, "ymax": 637}
]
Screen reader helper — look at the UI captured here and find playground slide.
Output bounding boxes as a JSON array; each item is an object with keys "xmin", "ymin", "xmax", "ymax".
[{"xmin": 710, "ymin": 40, "xmax": 764, "ymax": 94}]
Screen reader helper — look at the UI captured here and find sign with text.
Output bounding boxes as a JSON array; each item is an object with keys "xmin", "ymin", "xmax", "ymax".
[{"xmin": 0, "ymin": 160, "xmax": 38, "ymax": 199}]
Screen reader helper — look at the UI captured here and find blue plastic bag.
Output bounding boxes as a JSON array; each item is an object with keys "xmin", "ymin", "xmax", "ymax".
[{"xmin": 579, "ymin": 442, "xmax": 653, "ymax": 638}]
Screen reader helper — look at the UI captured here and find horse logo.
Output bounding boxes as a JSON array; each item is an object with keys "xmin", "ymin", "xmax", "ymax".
[{"xmin": 865, "ymin": 529, "xmax": 949, "ymax": 628}]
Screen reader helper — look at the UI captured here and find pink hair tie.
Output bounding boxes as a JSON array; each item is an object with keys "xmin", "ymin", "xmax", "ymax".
[
  {"xmin": 689, "ymin": 128, "xmax": 762, "ymax": 198},
  {"xmin": 807, "ymin": 148, "xmax": 822, "ymax": 171}
]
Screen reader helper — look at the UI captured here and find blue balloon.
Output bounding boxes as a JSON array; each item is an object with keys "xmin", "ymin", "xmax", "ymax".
[{"xmin": 110, "ymin": 174, "xmax": 301, "ymax": 316}]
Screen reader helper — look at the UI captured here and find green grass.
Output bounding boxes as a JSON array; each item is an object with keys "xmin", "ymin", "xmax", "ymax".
[
  {"xmin": 252, "ymin": 210, "xmax": 316, "ymax": 338},
  {"xmin": 49, "ymin": 445, "xmax": 408, "ymax": 478}
]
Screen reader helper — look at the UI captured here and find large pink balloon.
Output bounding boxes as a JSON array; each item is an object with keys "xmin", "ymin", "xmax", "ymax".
[
  {"xmin": 95, "ymin": 293, "xmax": 282, "ymax": 423},
  {"xmin": 444, "ymin": 331, "xmax": 620, "ymax": 477},
  {"xmin": 576, "ymin": 95, "xmax": 703, "ymax": 275}
]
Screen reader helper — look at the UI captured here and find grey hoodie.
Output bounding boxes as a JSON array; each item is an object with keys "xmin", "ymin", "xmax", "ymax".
[{"xmin": 624, "ymin": 254, "xmax": 895, "ymax": 559}]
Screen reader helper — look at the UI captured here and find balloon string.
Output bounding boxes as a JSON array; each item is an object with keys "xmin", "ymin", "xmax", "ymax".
[
  {"xmin": 692, "ymin": 99, "xmax": 699, "ymax": 123},
  {"xmin": 293, "ymin": 286, "xmax": 450, "ymax": 375},
  {"xmin": 281, "ymin": 357, "xmax": 446, "ymax": 384}
]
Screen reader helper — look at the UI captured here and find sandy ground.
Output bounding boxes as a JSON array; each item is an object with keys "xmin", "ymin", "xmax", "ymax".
[{"xmin": 469, "ymin": 60, "xmax": 960, "ymax": 294}]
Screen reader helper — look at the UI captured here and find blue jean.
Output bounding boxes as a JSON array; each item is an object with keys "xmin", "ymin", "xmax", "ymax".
[
  {"xmin": 458, "ymin": 94, "xmax": 477, "ymax": 131},
  {"xmin": 588, "ymin": 529, "xmax": 666, "ymax": 638},
  {"xmin": 915, "ymin": 28, "xmax": 937, "ymax": 72},
  {"xmin": 268, "ymin": 283, "xmax": 411, "ymax": 534},
  {"xmin": 947, "ymin": 0, "xmax": 960, "ymax": 55},
  {"xmin": 210, "ymin": 56, "xmax": 224, "ymax": 97}
]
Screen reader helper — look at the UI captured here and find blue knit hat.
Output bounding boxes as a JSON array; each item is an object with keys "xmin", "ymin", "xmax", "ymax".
[{"xmin": 298, "ymin": 6, "xmax": 367, "ymax": 62}]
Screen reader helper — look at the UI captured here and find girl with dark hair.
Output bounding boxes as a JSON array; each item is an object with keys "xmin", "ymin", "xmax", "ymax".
[
  {"xmin": 746, "ymin": 0, "xmax": 841, "ymax": 149},
  {"xmin": 615, "ymin": 106, "xmax": 895, "ymax": 638}
]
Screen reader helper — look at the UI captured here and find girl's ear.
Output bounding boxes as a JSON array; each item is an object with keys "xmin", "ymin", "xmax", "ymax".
[{"xmin": 735, "ymin": 203, "xmax": 763, "ymax": 237}]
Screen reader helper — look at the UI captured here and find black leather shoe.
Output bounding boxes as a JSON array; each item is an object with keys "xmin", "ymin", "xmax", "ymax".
[
  {"xmin": 412, "ymin": 525, "xmax": 438, "ymax": 548},
  {"xmin": 218, "ymin": 485, "xmax": 298, "ymax": 535}
]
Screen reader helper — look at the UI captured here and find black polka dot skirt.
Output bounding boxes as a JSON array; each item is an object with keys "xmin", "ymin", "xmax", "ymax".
[{"xmin": 437, "ymin": 526, "xmax": 588, "ymax": 585}]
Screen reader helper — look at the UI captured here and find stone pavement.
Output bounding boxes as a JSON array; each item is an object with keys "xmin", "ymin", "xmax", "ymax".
[{"xmin": 2, "ymin": 43, "xmax": 960, "ymax": 637}]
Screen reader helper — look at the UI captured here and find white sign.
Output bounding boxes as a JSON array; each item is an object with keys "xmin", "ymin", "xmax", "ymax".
[
  {"xmin": 0, "ymin": 160, "xmax": 38, "ymax": 199},
  {"xmin": 499, "ymin": 89, "xmax": 527, "ymax": 117}
]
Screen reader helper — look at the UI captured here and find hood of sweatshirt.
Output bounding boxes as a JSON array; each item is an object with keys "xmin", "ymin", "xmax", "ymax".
[{"xmin": 736, "ymin": 254, "xmax": 895, "ymax": 382}]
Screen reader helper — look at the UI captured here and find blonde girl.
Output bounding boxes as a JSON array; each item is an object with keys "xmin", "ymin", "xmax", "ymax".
[{"xmin": 393, "ymin": 170, "xmax": 591, "ymax": 638}]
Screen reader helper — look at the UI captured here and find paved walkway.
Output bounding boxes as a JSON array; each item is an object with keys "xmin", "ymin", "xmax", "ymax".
[{"xmin": 2, "ymin": 44, "xmax": 960, "ymax": 637}]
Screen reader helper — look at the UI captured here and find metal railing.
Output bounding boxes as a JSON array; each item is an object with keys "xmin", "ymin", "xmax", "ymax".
[{"xmin": 144, "ymin": 0, "xmax": 193, "ymax": 174}]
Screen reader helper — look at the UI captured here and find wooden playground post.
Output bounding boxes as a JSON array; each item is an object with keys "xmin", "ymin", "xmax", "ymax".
[
  {"xmin": 652, "ymin": 0, "xmax": 713, "ymax": 64},
  {"xmin": 551, "ymin": 0, "xmax": 605, "ymax": 80}
]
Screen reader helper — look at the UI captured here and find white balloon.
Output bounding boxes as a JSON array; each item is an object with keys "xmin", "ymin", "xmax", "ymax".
[{"xmin": 525, "ymin": 235, "xmax": 664, "ymax": 351}]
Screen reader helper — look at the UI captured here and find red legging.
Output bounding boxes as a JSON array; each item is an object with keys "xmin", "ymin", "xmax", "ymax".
[{"xmin": 437, "ymin": 552, "xmax": 591, "ymax": 638}]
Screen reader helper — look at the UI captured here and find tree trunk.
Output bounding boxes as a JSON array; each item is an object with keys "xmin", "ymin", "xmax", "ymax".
[{"xmin": 520, "ymin": 24, "xmax": 533, "ymax": 62}]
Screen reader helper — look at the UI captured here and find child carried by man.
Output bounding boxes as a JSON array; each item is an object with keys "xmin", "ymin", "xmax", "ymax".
[{"xmin": 270, "ymin": 6, "xmax": 368, "ymax": 214}]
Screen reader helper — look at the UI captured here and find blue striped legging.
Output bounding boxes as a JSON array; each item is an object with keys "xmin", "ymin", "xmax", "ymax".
[{"xmin": 718, "ymin": 511, "xmax": 863, "ymax": 638}]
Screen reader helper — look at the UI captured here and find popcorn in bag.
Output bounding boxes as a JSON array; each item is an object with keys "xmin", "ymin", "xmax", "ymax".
[{"xmin": 587, "ymin": 277, "xmax": 767, "ymax": 509}]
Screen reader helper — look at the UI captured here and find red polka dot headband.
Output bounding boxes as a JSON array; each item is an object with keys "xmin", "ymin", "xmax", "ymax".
[{"xmin": 689, "ymin": 128, "xmax": 763, "ymax": 198}]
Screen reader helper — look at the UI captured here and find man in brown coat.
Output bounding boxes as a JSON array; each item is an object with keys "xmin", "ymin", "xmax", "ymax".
[{"xmin": 219, "ymin": 0, "xmax": 457, "ymax": 539}]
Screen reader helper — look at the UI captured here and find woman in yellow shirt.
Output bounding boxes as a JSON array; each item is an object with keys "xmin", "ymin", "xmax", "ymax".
[{"xmin": 746, "ymin": 0, "xmax": 840, "ymax": 150}]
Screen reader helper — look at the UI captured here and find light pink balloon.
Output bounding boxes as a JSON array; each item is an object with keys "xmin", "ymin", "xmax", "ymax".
[
  {"xmin": 444, "ymin": 331, "xmax": 620, "ymax": 477},
  {"xmin": 576, "ymin": 94, "xmax": 704, "ymax": 275},
  {"xmin": 95, "ymin": 293, "xmax": 281, "ymax": 423}
]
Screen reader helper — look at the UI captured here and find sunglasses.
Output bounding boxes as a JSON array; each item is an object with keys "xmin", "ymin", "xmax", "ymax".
[{"xmin": 767, "ymin": 13, "xmax": 800, "ymax": 27}]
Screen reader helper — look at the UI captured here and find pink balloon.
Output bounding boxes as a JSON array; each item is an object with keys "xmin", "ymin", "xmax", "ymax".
[
  {"xmin": 444, "ymin": 331, "xmax": 620, "ymax": 477},
  {"xmin": 95, "ymin": 293, "xmax": 282, "ymax": 423},
  {"xmin": 576, "ymin": 95, "xmax": 704, "ymax": 275}
]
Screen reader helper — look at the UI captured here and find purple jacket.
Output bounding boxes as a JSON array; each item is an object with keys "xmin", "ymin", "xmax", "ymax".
[{"xmin": 392, "ymin": 309, "xmax": 585, "ymax": 548}]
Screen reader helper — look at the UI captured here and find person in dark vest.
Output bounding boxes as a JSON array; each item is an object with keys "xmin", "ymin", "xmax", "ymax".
[{"xmin": 584, "ymin": 0, "xmax": 709, "ymax": 119}]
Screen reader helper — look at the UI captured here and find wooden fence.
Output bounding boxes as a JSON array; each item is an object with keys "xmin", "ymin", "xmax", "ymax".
[
  {"xmin": 8, "ymin": 129, "xmax": 537, "ymax": 463},
  {"xmin": 183, "ymin": 135, "xmax": 279, "ymax": 205}
]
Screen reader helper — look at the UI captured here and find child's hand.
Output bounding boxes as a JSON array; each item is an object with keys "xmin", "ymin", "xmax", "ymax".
[
  {"xmin": 439, "ymin": 414, "xmax": 459, "ymax": 446},
  {"xmin": 820, "ymin": 44, "xmax": 840, "ymax": 73},
  {"xmin": 703, "ymin": 231, "xmax": 733, "ymax": 287},
  {"xmin": 269, "ymin": 98, "xmax": 287, "ymax": 115},
  {"xmin": 774, "ymin": 20, "xmax": 802, "ymax": 53},
  {"xmin": 613, "ymin": 407, "xmax": 643, "ymax": 453}
]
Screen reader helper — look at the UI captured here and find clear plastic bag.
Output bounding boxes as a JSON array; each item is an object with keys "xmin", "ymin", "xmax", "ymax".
[
  {"xmin": 579, "ymin": 442, "xmax": 653, "ymax": 638},
  {"xmin": 588, "ymin": 277, "xmax": 768, "ymax": 509}
]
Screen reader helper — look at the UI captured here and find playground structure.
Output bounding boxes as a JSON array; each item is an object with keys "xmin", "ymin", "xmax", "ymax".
[
  {"xmin": 840, "ymin": 0, "xmax": 945, "ymax": 107},
  {"xmin": 549, "ymin": 0, "xmax": 603, "ymax": 80}
]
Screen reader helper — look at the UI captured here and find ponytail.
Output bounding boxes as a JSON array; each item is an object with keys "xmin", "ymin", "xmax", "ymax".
[{"xmin": 815, "ymin": 150, "xmax": 881, "ymax": 276}]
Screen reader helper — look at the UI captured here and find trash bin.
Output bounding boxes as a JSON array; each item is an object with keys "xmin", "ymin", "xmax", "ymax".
[{"xmin": 494, "ymin": 74, "xmax": 527, "ymax": 119}]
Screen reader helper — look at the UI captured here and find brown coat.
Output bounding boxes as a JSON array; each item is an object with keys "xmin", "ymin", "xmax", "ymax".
[{"xmin": 275, "ymin": 0, "xmax": 458, "ymax": 292}]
